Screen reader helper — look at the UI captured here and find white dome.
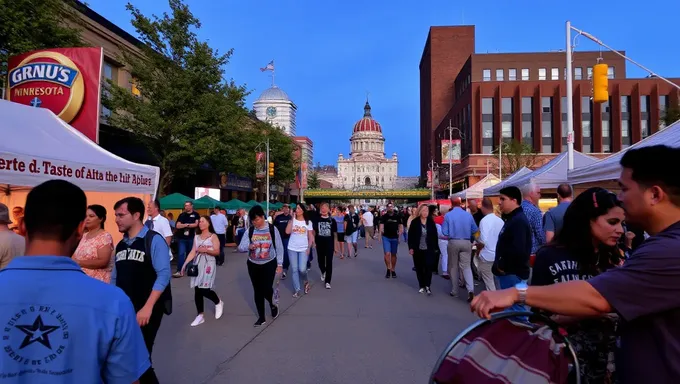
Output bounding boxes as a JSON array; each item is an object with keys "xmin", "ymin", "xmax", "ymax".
[{"xmin": 256, "ymin": 86, "xmax": 290, "ymax": 101}]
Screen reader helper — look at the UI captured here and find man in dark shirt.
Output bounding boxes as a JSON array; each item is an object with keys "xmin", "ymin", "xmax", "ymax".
[
  {"xmin": 468, "ymin": 199, "xmax": 484, "ymax": 227},
  {"xmin": 344, "ymin": 204, "xmax": 360, "ymax": 257},
  {"xmin": 273, "ymin": 204, "xmax": 293, "ymax": 279},
  {"xmin": 379, "ymin": 203, "xmax": 403, "ymax": 278},
  {"xmin": 492, "ymin": 186, "xmax": 531, "ymax": 313},
  {"xmin": 174, "ymin": 201, "xmax": 199, "ymax": 277},
  {"xmin": 231, "ymin": 208, "xmax": 248, "ymax": 252},
  {"xmin": 472, "ymin": 145, "xmax": 680, "ymax": 384},
  {"xmin": 314, "ymin": 203, "xmax": 337, "ymax": 288}
]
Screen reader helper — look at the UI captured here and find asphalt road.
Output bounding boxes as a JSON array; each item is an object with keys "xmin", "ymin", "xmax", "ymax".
[{"xmin": 152, "ymin": 238, "xmax": 479, "ymax": 384}]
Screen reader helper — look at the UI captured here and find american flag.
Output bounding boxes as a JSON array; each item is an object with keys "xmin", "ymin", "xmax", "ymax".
[{"xmin": 260, "ymin": 60, "xmax": 274, "ymax": 72}]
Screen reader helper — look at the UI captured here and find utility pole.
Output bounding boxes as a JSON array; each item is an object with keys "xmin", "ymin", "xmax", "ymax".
[
  {"xmin": 265, "ymin": 138, "xmax": 270, "ymax": 214},
  {"xmin": 498, "ymin": 136, "xmax": 503, "ymax": 180},
  {"xmin": 428, "ymin": 159, "xmax": 438, "ymax": 201},
  {"xmin": 443, "ymin": 121, "xmax": 463, "ymax": 197}
]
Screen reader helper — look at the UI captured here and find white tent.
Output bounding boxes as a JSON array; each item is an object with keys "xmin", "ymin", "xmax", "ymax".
[
  {"xmin": 568, "ymin": 120, "xmax": 680, "ymax": 184},
  {"xmin": 452, "ymin": 173, "xmax": 500, "ymax": 199},
  {"xmin": 0, "ymin": 100, "xmax": 160, "ymax": 240},
  {"xmin": 482, "ymin": 167, "xmax": 532, "ymax": 196},
  {"xmin": 484, "ymin": 151, "xmax": 597, "ymax": 196}
]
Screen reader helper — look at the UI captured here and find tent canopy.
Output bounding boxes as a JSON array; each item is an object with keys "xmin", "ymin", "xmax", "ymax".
[
  {"xmin": 568, "ymin": 120, "xmax": 680, "ymax": 184},
  {"xmin": 0, "ymin": 100, "xmax": 159, "ymax": 195},
  {"xmin": 482, "ymin": 167, "xmax": 533, "ymax": 196},
  {"xmin": 452, "ymin": 174, "xmax": 500, "ymax": 199},
  {"xmin": 222, "ymin": 198, "xmax": 248, "ymax": 210},
  {"xmin": 484, "ymin": 152, "xmax": 597, "ymax": 196},
  {"xmin": 159, "ymin": 193, "xmax": 211, "ymax": 210},
  {"xmin": 195, "ymin": 195, "xmax": 222, "ymax": 209}
]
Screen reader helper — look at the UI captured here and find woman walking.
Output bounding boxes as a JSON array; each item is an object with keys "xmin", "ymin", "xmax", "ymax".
[
  {"xmin": 72, "ymin": 205, "xmax": 114, "ymax": 283},
  {"xmin": 314, "ymin": 203, "xmax": 337, "ymax": 289},
  {"xmin": 286, "ymin": 203, "xmax": 314, "ymax": 297},
  {"xmin": 407, "ymin": 205, "xmax": 438, "ymax": 295},
  {"xmin": 182, "ymin": 216, "xmax": 224, "ymax": 327},
  {"xmin": 238, "ymin": 205, "xmax": 284, "ymax": 327},
  {"xmin": 334, "ymin": 206, "xmax": 346, "ymax": 258}
]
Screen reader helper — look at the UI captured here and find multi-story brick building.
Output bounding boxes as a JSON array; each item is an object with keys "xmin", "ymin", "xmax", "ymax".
[{"xmin": 420, "ymin": 25, "xmax": 680, "ymax": 188}]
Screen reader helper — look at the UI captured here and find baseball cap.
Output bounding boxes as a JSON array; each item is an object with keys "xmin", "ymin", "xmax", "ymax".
[{"xmin": 0, "ymin": 203, "xmax": 10, "ymax": 224}]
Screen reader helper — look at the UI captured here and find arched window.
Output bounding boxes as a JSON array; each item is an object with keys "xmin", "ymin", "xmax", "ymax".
[{"xmin": 365, "ymin": 176, "xmax": 371, "ymax": 186}]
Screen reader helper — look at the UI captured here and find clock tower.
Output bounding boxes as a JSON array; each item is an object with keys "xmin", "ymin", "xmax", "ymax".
[{"xmin": 253, "ymin": 85, "xmax": 297, "ymax": 136}]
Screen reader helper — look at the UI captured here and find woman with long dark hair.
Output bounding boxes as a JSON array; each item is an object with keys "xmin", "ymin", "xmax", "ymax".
[
  {"xmin": 182, "ymin": 215, "xmax": 223, "ymax": 327},
  {"xmin": 286, "ymin": 203, "xmax": 314, "ymax": 297},
  {"xmin": 72, "ymin": 204, "xmax": 114, "ymax": 283},
  {"xmin": 532, "ymin": 187, "xmax": 625, "ymax": 382}
]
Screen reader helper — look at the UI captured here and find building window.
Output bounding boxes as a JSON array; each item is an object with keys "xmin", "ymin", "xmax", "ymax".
[
  {"xmin": 602, "ymin": 98, "xmax": 612, "ymax": 152},
  {"xmin": 574, "ymin": 67, "xmax": 583, "ymax": 80},
  {"xmin": 482, "ymin": 98, "xmax": 494, "ymax": 154},
  {"xmin": 582, "ymin": 96, "xmax": 592, "ymax": 153},
  {"xmin": 496, "ymin": 69, "xmax": 504, "ymax": 81},
  {"xmin": 607, "ymin": 66, "xmax": 615, "ymax": 79},
  {"xmin": 660, "ymin": 95, "xmax": 669, "ymax": 130},
  {"xmin": 501, "ymin": 97, "xmax": 513, "ymax": 141},
  {"xmin": 587, "ymin": 67, "xmax": 593, "ymax": 79},
  {"xmin": 621, "ymin": 96, "xmax": 631, "ymax": 148},
  {"xmin": 541, "ymin": 96, "xmax": 553, "ymax": 153},
  {"xmin": 521, "ymin": 97, "xmax": 533, "ymax": 146},
  {"xmin": 508, "ymin": 68, "xmax": 517, "ymax": 81},
  {"xmin": 101, "ymin": 61, "xmax": 118, "ymax": 118},
  {"xmin": 541, "ymin": 97, "xmax": 551, "ymax": 113},
  {"xmin": 521, "ymin": 68, "xmax": 529, "ymax": 81},
  {"xmin": 561, "ymin": 97, "xmax": 568, "ymax": 152},
  {"xmin": 551, "ymin": 67, "xmax": 559, "ymax": 80},
  {"xmin": 641, "ymin": 95, "xmax": 650, "ymax": 138},
  {"xmin": 483, "ymin": 69, "xmax": 491, "ymax": 81},
  {"xmin": 538, "ymin": 68, "xmax": 546, "ymax": 81}
]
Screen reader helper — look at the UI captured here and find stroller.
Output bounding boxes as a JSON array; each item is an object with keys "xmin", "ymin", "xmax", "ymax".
[{"xmin": 429, "ymin": 311, "xmax": 581, "ymax": 384}]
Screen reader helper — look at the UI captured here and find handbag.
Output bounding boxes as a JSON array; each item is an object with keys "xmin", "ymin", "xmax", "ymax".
[{"xmin": 186, "ymin": 259, "xmax": 200, "ymax": 277}]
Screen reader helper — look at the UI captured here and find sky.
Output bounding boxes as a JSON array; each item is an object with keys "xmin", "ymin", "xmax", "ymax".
[{"xmin": 87, "ymin": 0, "xmax": 680, "ymax": 176}]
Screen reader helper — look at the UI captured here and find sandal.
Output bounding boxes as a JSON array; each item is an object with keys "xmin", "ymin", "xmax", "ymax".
[
  {"xmin": 293, "ymin": 291, "xmax": 300, "ymax": 298},
  {"xmin": 304, "ymin": 281, "xmax": 311, "ymax": 294}
]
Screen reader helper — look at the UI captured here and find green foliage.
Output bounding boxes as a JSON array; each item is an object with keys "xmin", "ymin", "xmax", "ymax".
[
  {"xmin": 103, "ymin": 0, "xmax": 294, "ymax": 194},
  {"xmin": 663, "ymin": 102, "xmax": 680, "ymax": 127},
  {"xmin": 492, "ymin": 139, "xmax": 537, "ymax": 179},
  {"xmin": 0, "ymin": 0, "xmax": 83, "ymax": 85},
  {"xmin": 307, "ymin": 171, "xmax": 320, "ymax": 189}
]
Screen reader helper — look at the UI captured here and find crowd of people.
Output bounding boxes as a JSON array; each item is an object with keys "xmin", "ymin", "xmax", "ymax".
[{"xmin": 0, "ymin": 144, "xmax": 678, "ymax": 384}]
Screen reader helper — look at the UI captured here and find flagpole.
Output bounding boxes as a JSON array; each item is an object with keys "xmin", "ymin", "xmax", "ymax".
[{"xmin": 271, "ymin": 60, "xmax": 275, "ymax": 87}]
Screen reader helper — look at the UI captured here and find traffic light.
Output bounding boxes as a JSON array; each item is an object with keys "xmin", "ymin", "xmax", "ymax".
[
  {"xmin": 268, "ymin": 162, "xmax": 275, "ymax": 177},
  {"xmin": 592, "ymin": 63, "xmax": 609, "ymax": 104}
]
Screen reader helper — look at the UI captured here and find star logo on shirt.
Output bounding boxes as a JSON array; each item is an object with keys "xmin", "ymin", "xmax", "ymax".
[{"xmin": 15, "ymin": 315, "xmax": 60, "ymax": 350}]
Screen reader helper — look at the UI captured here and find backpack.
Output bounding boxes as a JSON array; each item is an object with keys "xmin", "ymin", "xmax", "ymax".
[
  {"xmin": 144, "ymin": 230, "xmax": 173, "ymax": 315},
  {"xmin": 248, "ymin": 224, "xmax": 277, "ymax": 250}
]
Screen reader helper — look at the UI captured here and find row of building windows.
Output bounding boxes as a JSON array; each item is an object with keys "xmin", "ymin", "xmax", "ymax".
[
  {"xmin": 482, "ymin": 66, "xmax": 615, "ymax": 82},
  {"xmin": 481, "ymin": 95, "xmax": 670, "ymax": 154}
]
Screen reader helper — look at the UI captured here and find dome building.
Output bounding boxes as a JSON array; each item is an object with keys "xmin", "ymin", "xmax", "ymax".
[
  {"xmin": 253, "ymin": 85, "xmax": 297, "ymax": 136},
  {"xmin": 335, "ymin": 101, "xmax": 398, "ymax": 194}
]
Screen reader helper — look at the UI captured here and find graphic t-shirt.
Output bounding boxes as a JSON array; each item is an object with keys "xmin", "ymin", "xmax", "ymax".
[
  {"xmin": 248, "ymin": 227, "xmax": 273, "ymax": 262},
  {"xmin": 231, "ymin": 215, "xmax": 245, "ymax": 231},
  {"xmin": 288, "ymin": 218, "xmax": 312, "ymax": 252},
  {"xmin": 531, "ymin": 246, "xmax": 594, "ymax": 286},
  {"xmin": 273, "ymin": 214, "xmax": 292, "ymax": 240},
  {"xmin": 314, "ymin": 215, "xmax": 337, "ymax": 246},
  {"xmin": 176, "ymin": 211, "xmax": 200, "ymax": 239},
  {"xmin": 381, "ymin": 212, "xmax": 401, "ymax": 239}
]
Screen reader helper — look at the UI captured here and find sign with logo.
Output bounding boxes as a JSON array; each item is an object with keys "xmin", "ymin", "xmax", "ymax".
[{"xmin": 7, "ymin": 47, "xmax": 104, "ymax": 143}]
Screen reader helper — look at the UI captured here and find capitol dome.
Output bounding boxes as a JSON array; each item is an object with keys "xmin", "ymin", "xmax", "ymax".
[
  {"xmin": 352, "ymin": 101, "xmax": 382, "ymax": 133},
  {"xmin": 256, "ymin": 85, "xmax": 290, "ymax": 102}
]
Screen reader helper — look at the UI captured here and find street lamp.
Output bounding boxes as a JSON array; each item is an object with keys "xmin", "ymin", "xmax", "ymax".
[
  {"xmin": 428, "ymin": 160, "xmax": 439, "ymax": 201},
  {"xmin": 255, "ymin": 138, "xmax": 271, "ymax": 214},
  {"xmin": 442, "ymin": 120, "xmax": 464, "ymax": 197}
]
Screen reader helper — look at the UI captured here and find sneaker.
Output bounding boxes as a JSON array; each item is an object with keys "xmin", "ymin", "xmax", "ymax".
[
  {"xmin": 293, "ymin": 291, "xmax": 300, "ymax": 298},
  {"xmin": 282, "ymin": 271, "xmax": 287, "ymax": 280},
  {"xmin": 467, "ymin": 292, "xmax": 475, "ymax": 303},
  {"xmin": 271, "ymin": 305, "xmax": 279, "ymax": 319},
  {"xmin": 325, "ymin": 283, "xmax": 331, "ymax": 289},
  {"xmin": 273, "ymin": 287, "xmax": 280, "ymax": 305},
  {"xmin": 190, "ymin": 315, "xmax": 205, "ymax": 327},
  {"xmin": 385, "ymin": 270, "xmax": 391, "ymax": 279},
  {"xmin": 215, "ymin": 301, "xmax": 224, "ymax": 319},
  {"xmin": 391, "ymin": 271, "xmax": 397, "ymax": 278},
  {"xmin": 418, "ymin": 288, "xmax": 425, "ymax": 294},
  {"xmin": 304, "ymin": 281, "xmax": 311, "ymax": 294},
  {"xmin": 426, "ymin": 287, "xmax": 432, "ymax": 296},
  {"xmin": 321, "ymin": 272, "xmax": 326, "ymax": 282},
  {"xmin": 172, "ymin": 272, "xmax": 182, "ymax": 278},
  {"xmin": 450, "ymin": 291, "xmax": 458, "ymax": 297},
  {"xmin": 253, "ymin": 318, "xmax": 266, "ymax": 327}
]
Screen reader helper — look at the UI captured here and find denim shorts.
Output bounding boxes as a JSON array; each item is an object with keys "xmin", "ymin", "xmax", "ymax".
[{"xmin": 382, "ymin": 237, "xmax": 399, "ymax": 255}]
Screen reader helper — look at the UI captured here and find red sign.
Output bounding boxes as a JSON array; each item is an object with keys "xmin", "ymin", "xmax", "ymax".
[{"xmin": 7, "ymin": 47, "xmax": 104, "ymax": 143}]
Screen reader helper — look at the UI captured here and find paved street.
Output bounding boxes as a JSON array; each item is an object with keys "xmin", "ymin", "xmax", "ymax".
[{"xmin": 153, "ymin": 238, "xmax": 478, "ymax": 384}]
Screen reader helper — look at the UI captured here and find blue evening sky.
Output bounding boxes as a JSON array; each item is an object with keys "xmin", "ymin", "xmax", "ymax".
[{"xmin": 87, "ymin": 0, "xmax": 679, "ymax": 176}]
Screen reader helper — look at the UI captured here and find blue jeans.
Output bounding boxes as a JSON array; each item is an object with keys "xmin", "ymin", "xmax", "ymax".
[
  {"xmin": 382, "ymin": 237, "xmax": 399, "ymax": 255},
  {"xmin": 235, "ymin": 228, "xmax": 245, "ymax": 247},
  {"xmin": 288, "ymin": 250, "xmax": 309, "ymax": 293},
  {"xmin": 496, "ymin": 274, "xmax": 528, "ymax": 314},
  {"xmin": 177, "ymin": 238, "xmax": 194, "ymax": 273}
]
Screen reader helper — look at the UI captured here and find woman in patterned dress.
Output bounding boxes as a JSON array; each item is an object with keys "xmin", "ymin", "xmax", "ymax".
[
  {"xmin": 182, "ymin": 216, "xmax": 224, "ymax": 327},
  {"xmin": 72, "ymin": 205, "xmax": 114, "ymax": 283}
]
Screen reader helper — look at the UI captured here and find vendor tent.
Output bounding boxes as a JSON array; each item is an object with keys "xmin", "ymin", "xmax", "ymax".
[
  {"xmin": 482, "ymin": 167, "xmax": 533, "ymax": 196},
  {"xmin": 195, "ymin": 195, "xmax": 222, "ymax": 209},
  {"xmin": 223, "ymin": 198, "xmax": 248, "ymax": 210},
  {"xmin": 246, "ymin": 200, "xmax": 261, "ymax": 207},
  {"xmin": 568, "ymin": 120, "xmax": 680, "ymax": 184},
  {"xmin": 0, "ymin": 99, "xmax": 160, "ymax": 242},
  {"xmin": 484, "ymin": 152, "xmax": 597, "ymax": 196},
  {"xmin": 160, "ymin": 193, "xmax": 196, "ymax": 210},
  {"xmin": 452, "ymin": 174, "xmax": 500, "ymax": 199}
]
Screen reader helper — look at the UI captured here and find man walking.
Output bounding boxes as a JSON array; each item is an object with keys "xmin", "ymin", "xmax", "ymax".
[
  {"xmin": 362, "ymin": 207, "xmax": 375, "ymax": 249},
  {"xmin": 0, "ymin": 180, "xmax": 150, "ymax": 383},
  {"xmin": 544, "ymin": 183, "xmax": 573, "ymax": 243},
  {"xmin": 379, "ymin": 203, "xmax": 403, "ymax": 278},
  {"xmin": 443, "ymin": 197, "xmax": 478, "ymax": 301},
  {"xmin": 520, "ymin": 182, "xmax": 545, "ymax": 259},
  {"xmin": 314, "ymin": 203, "xmax": 337, "ymax": 288},
  {"xmin": 113, "ymin": 197, "xmax": 172, "ymax": 384},
  {"xmin": 476, "ymin": 198, "xmax": 504, "ymax": 291},
  {"xmin": 273, "ymin": 204, "xmax": 293, "ymax": 279},
  {"xmin": 146, "ymin": 199, "xmax": 173, "ymax": 261},
  {"xmin": 174, "ymin": 201, "xmax": 199, "ymax": 276},
  {"xmin": 210, "ymin": 206, "xmax": 228, "ymax": 265},
  {"xmin": 344, "ymin": 204, "xmax": 360, "ymax": 257}
]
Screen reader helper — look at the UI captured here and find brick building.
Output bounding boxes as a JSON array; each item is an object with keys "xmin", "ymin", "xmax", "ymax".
[{"xmin": 420, "ymin": 25, "xmax": 680, "ymax": 188}]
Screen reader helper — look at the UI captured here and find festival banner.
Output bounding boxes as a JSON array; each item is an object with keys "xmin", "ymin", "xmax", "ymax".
[
  {"xmin": 441, "ymin": 139, "xmax": 462, "ymax": 164},
  {"xmin": 301, "ymin": 162, "xmax": 308, "ymax": 189},
  {"xmin": 7, "ymin": 47, "xmax": 104, "ymax": 143},
  {"xmin": 426, "ymin": 170, "xmax": 432, "ymax": 188},
  {"xmin": 255, "ymin": 152, "xmax": 266, "ymax": 179}
]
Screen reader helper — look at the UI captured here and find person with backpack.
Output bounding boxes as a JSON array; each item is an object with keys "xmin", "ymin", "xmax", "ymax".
[
  {"xmin": 286, "ymin": 203, "xmax": 314, "ymax": 297},
  {"xmin": 238, "ymin": 205, "xmax": 284, "ymax": 327},
  {"xmin": 112, "ymin": 197, "xmax": 172, "ymax": 384}
]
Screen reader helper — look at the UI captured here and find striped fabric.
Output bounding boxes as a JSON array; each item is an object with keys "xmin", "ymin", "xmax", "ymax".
[{"xmin": 434, "ymin": 319, "xmax": 572, "ymax": 384}]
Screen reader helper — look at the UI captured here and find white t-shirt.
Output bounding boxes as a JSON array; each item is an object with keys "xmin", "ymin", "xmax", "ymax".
[
  {"xmin": 363, "ymin": 211, "xmax": 374, "ymax": 227},
  {"xmin": 210, "ymin": 213, "xmax": 228, "ymax": 235},
  {"xmin": 288, "ymin": 218, "xmax": 313, "ymax": 252},
  {"xmin": 148, "ymin": 215, "xmax": 173, "ymax": 258},
  {"xmin": 478, "ymin": 213, "xmax": 504, "ymax": 262}
]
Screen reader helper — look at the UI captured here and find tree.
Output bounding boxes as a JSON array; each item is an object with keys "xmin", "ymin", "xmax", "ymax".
[
  {"xmin": 0, "ymin": 0, "xmax": 84, "ymax": 86},
  {"xmin": 104, "ymin": 0, "xmax": 252, "ymax": 195},
  {"xmin": 663, "ymin": 102, "xmax": 680, "ymax": 127},
  {"xmin": 307, "ymin": 171, "xmax": 320, "ymax": 189},
  {"xmin": 491, "ymin": 139, "xmax": 538, "ymax": 179}
]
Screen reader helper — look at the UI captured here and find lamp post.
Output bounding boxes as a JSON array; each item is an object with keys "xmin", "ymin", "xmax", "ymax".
[
  {"xmin": 443, "ymin": 120, "xmax": 464, "ymax": 197},
  {"xmin": 255, "ymin": 138, "xmax": 271, "ymax": 214},
  {"xmin": 428, "ymin": 159, "xmax": 439, "ymax": 201}
]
